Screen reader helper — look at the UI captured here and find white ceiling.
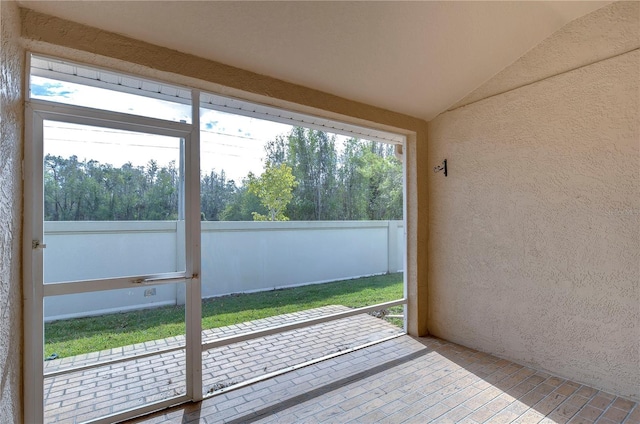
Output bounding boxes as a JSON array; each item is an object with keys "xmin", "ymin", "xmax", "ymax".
[{"xmin": 20, "ymin": 1, "xmax": 610, "ymax": 121}]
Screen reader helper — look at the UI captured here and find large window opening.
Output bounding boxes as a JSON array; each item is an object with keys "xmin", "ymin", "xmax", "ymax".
[{"xmin": 25, "ymin": 54, "xmax": 407, "ymax": 423}]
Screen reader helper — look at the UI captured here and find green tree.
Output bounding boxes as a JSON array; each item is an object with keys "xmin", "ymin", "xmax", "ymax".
[
  {"xmin": 44, "ymin": 155, "xmax": 98, "ymax": 220},
  {"xmin": 353, "ymin": 142, "xmax": 403, "ymax": 220},
  {"xmin": 42, "ymin": 133, "xmax": 403, "ymax": 223},
  {"xmin": 44, "ymin": 155, "xmax": 181, "ymax": 221},
  {"xmin": 247, "ymin": 163, "xmax": 298, "ymax": 221},
  {"xmin": 145, "ymin": 160, "xmax": 180, "ymax": 220},
  {"xmin": 264, "ymin": 128, "xmax": 403, "ymax": 221},
  {"xmin": 201, "ymin": 169, "xmax": 236, "ymax": 221},
  {"xmin": 220, "ymin": 182, "xmax": 266, "ymax": 221},
  {"xmin": 337, "ymin": 138, "xmax": 367, "ymax": 220},
  {"xmin": 266, "ymin": 127, "xmax": 338, "ymax": 220}
]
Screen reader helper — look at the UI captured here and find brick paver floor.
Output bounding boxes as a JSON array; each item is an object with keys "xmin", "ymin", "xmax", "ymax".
[
  {"xmin": 43, "ymin": 305, "xmax": 402, "ymax": 423},
  {"xmin": 128, "ymin": 336, "xmax": 639, "ymax": 424}
]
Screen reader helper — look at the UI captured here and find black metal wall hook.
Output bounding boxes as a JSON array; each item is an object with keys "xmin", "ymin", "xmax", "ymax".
[{"xmin": 433, "ymin": 159, "xmax": 447, "ymax": 177}]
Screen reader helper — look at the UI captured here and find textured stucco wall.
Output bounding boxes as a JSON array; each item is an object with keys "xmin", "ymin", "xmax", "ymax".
[
  {"xmin": 427, "ymin": 4, "xmax": 639, "ymax": 400},
  {"xmin": 451, "ymin": 1, "xmax": 639, "ymax": 110},
  {"xmin": 0, "ymin": 0, "xmax": 23, "ymax": 422}
]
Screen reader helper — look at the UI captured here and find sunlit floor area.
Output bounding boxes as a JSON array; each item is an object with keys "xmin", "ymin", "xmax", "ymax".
[
  {"xmin": 126, "ymin": 337, "xmax": 639, "ymax": 424},
  {"xmin": 43, "ymin": 306, "xmax": 402, "ymax": 423}
]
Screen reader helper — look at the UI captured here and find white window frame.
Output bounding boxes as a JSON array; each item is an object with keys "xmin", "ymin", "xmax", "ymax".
[{"xmin": 24, "ymin": 53, "xmax": 408, "ymax": 424}]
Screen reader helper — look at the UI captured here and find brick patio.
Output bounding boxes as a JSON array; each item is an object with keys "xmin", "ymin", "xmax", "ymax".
[
  {"xmin": 128, "ymin": 336, "xmax": 639, "ymax": 424},
  {"xmin": 43, "ymin": 305, "xmax": 402, "ymax": 423}
]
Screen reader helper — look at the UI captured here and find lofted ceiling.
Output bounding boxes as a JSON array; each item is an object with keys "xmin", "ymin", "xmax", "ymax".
[{"xmin": 19, "ymin": 1, "xmax": 610, "ymax": 121}]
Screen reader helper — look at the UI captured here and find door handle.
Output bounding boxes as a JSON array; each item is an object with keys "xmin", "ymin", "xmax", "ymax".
[
  {"xmin": 32, "ymin": 240, "xmax": 47, "ymax": 250},
  {"xmin": 132, "ymin": 273, "xmax": 197, "ymax": 285}
]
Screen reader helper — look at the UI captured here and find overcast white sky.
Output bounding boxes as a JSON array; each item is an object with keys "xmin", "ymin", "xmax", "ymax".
[
  {"xmin": 42, "ymin": 116, "xmax": 291, "ymax": 183},
  {"xmin": 34, "ymin": 76, "xmax": 295, "ymax": 182},
  {"xmin": 33, "ymin": 75, "xmax": 358, "ymax": 183}
]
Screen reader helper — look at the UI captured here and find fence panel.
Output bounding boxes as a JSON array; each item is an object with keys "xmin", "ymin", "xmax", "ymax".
[{"xmin": 44, "ymin": 220, "xmax": 404, "ymax": 321}]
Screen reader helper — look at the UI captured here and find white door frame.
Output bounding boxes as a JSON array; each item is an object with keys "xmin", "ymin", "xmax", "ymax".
[{"xmin": 23, "ymin": 98, "xmax": 202, "ymax": 423}]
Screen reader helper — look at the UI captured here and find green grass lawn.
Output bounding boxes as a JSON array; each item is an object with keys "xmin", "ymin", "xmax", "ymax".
[{"xmin": 45, "ymin": 272, "xmax": 404, "ymax": 358}]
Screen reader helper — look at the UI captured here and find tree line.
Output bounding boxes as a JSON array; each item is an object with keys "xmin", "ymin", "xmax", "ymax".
[{"xmin": 44, "ymin": 127, "xmax": 403, "ymax": 222}]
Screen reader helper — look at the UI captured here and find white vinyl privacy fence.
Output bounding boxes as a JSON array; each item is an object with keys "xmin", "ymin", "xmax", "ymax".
[{"xmin": 44, "ymin": 220, "xmax": 404, "ymax": 321}]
